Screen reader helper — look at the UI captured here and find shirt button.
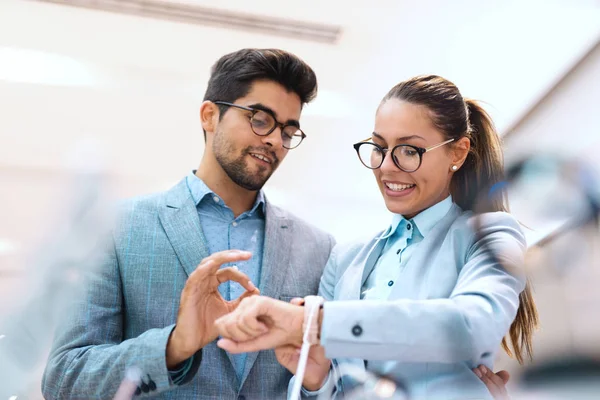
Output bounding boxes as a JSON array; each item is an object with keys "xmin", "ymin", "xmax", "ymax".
[
  {"xmin": 213, "ymin": 196, "xmax": 219, "ymax": 203},
  {"xmin": 351, "ymin": 324, "xmax": 363, "ymax": 336},
  {"xmin": 388, "ymin": 280, "xmax": 394, "ymax": 287},
  {"xmin": 407, "ymin": 223, "xmax": 412, "ymax": 230},
  {"xmin": 232, "ymin": 221, "xmax": 238, "ymax": 227}
]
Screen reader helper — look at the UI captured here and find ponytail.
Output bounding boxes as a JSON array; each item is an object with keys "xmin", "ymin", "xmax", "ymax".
[
  {"xmin": 458, "ymin": 99, "xmax": 539, "ymax": 364},
  {"xmin": 450, "ymin": 100, "xmax": 504, "ymax": 212}
]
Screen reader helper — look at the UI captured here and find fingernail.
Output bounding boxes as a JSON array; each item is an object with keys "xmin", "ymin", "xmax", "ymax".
[
  {"xmin": 247, "ymin": 280, "xmax": 256, "ymax": 290},
  {"xmin": 474, "ymin": 369, "xmax": 482, "ymax": 378},
  {"xmin": 232, "ymin": 265, "xmax": 239, "ymax": 270},
  {"xmin": 480, "ymin": 365, "xmax": 487, "ymax": 373},
  {"xmin": 217, "ymin": 339, "xmax": 225, "ymax": 348}
]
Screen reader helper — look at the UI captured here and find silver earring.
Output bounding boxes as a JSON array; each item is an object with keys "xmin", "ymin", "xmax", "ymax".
[{"xmin": 451, "ymin": 165, "xmax": 458, "ymax": 171}]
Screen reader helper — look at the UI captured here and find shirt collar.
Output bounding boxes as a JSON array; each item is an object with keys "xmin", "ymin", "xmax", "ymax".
[
  {"xmin": 411, "ymin": 195, "xmax": 453, "ymax": 237},
  {"xmin": 379, "ymin": 195, "xmax": 453, "ymax": 240},
  {"xmin": 185, "ymin": 171, "xmax": 266, "ymax": 215}
]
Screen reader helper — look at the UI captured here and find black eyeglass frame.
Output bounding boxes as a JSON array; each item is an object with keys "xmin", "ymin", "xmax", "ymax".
[
  {"xmin": 213, "ymin": 101, "xmax": 306, "ymax": 149},
  {"xmin": 352, "ymin": 136, "xmax": 455, "ymax": 172}
]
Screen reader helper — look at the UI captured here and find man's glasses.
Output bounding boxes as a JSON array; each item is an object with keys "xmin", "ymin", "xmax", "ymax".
[
  {"xmin": 213, "ymin": 101, "xmax": 306, "ymax": 149},
  {"xmin": 353, "ymin": 136, "xmax": 455, "ymax": 172}
]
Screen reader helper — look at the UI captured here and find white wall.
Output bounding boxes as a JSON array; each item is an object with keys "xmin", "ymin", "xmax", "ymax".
[
  {"xmin": 1, "ymin": 0, "xmax": 599, "ymax": 248},
  {"xmin": 0, "ymin": 0, "xmax": 600, "ymax": 397},
  {"xmin": 493, "ymin": 41, "xmax": 600, "ymax": 382}
]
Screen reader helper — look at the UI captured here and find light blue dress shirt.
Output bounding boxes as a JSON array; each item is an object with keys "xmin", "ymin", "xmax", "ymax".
[
  {"xmin": 362, "ymin": 196, "xmax": 453, "ymax": 300},
  {"xmin": 186, "ymin": 171, "xmax": 265, "ymax": 382}
]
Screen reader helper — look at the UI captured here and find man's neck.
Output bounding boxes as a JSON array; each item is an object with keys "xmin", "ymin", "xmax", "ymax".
[{"xmin": 195, "ymin": 162, "xmax": 258, "ymax": 218}]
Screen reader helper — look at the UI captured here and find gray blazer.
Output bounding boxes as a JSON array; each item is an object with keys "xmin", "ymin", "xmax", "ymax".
[{"xmin": 42, "ymin": 178, "xmax": 335, "ymax": 399}]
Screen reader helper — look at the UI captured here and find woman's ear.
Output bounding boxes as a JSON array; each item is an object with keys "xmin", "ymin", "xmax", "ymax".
[
  {"xmin": 200, "ymin": 101, "xmax": 219, "ymax": 135},
  {"xmin": 451, "ymin": 136, "xmax": 470, "ymax": 170}
]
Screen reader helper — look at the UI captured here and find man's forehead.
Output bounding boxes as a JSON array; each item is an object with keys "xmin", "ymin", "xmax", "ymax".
[{"xmin": 240, "ymin": 82, "xmax": 302, "ymax": 120}]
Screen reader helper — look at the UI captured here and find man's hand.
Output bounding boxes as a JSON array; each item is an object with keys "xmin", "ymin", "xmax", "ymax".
[
  {"xmin": 274, "ymin": 298, "xmax": 331, "ymax": 391},
  {"xmin": 215, "ymin": 296, "xmax": 304, "ymax": 353},
  {"xmin": 473, "ymin": 365, "xmax": 510, "ymax": 400},
  {"xmin": 166, "ymin": 250, "xmax": 259, "ymax": 368}
]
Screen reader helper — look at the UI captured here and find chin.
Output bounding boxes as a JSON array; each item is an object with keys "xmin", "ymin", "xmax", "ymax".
[{"xmin": 383, "ymin": 197, "xmax": 419, "ymax": 217}]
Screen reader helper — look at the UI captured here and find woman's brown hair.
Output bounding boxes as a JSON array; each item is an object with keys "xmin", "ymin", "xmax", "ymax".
[{"xmin": 382, "ymin": 75, "xmax": 538, "ymax": 363}]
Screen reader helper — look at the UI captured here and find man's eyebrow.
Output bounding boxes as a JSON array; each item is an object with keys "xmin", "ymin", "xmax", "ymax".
[{"xmin": 248, "ymin": 103, "xmax": 300, "ymax": 127}]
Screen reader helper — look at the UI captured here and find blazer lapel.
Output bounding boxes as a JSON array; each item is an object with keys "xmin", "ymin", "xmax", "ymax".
[
  {"xmin": 360, "ymin": 237, "xmax": 387, "ymax": 288},
  {"xmin": 338, "ymin": 236, "xmax": 386, "ymax": 300},
  {"xmin": 158, "ymin": 178, "xmax": 211, "ymax": 277},
  {"xmin": 239, "ymin": 200, "xmax": 293, "ymax": 387}
]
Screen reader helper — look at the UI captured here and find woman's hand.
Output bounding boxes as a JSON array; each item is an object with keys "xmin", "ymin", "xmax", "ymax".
[
  {"xmin": 474, "ymin": 365, "xmax": 511, "ymax": 400},
  {"xmin": 274, "ymin": 298, "xmax": 331, "ymax": 391},
  {"xmin": 215, "ymin": 295, "xmax": 305, "ymax": 353},
  {"xmin": 275, "ymin": 344, "xmax": 331, "ymax": 391}
]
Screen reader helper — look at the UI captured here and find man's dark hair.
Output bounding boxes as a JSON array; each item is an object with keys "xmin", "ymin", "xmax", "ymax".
[{"xmin": 202, "ymin": 48, "xmax": 318, "ymax": 140}]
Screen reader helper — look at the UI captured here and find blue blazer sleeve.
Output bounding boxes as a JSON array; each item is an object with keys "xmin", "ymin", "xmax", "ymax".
[
  {"xmin": 41, "ymin": 232, "xmax": 191, "ymax": 399},
  {"xmin": 320, "ymin": 212, "xmax": 527, "ymax": 366}
]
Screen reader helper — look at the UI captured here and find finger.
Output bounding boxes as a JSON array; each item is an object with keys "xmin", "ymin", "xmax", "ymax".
[
  {"xmin": 221, "ymin": 319, "xmax": 254, "ymax": 342},
  {"xmin": 238, "ymin": 288, "xmax": 261, "ymax": 300},
  {"xmin": 477, "ymin": 372, "xmax": 500, "ymax": 398},
  {"xmin": 290, "ymin": 297, "xmax": 304, "ymax": 306},
  {"xmin": 496, "ymin": 370, "xmax": 510, "ymax": 384},
  {"xmin": 238, "ymin": 304, "xmax": 268, "ymax": 335},
  {"xmin": 198, "ymin": 250, "xmax": 253, "ymax": 274},
  {"xmin": 275, "ymin": 345, "xmax": 301, "ymax": 369},
  {"xmin": 223, "ymin": 300, "xmax": 268, "ymax": 341},
  {"xmin": 214, "ymin": 313, "xmax": 237, "ymax": 339},
  {"xmin": 226, "ymin": 296, "xmax": 268, "ymax": 337},
  {"xmin": 209, "ymin": 249, "xmax": 252, "ymax": 263},
  {"xmin": 483, "ymin": 366, "xmax": 508, "ymax": 390},
  {"xmin": 216, "ymin": 268, "xmax": 257, "ymax": 292},
  {"xmin": 217, "ymin": 333, "xmax": 282, "ymax": 354},
  {"xmin": 478, "ymin": 365, "xmax": 508, "ymax": 399},
  {"xmin": 230, "ymin": 288, "xmax": 261, "ymax": 309}
]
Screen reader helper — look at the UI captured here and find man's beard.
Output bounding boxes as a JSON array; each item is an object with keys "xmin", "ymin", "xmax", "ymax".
[{"xmin": 213, "ymin": 132, "xmax": 279, "ymax": 191}]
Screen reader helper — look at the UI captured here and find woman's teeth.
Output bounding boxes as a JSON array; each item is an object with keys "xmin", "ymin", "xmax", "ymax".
[{"xmin": 385, "ymin": 183, "xmax": 415, "ymax": 191}]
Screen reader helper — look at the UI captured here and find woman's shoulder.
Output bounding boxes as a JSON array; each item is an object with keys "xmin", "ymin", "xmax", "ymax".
[
  {"xmin": 448, "ymin": 208, "xmax": 527, "ymax": 257},
  {"xmin": 452, "ymin": 209, "xmax": 523, "ymax": 237}
]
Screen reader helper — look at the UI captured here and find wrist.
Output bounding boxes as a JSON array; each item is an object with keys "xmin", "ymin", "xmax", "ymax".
[
  {"xmin": 303, "ymin": 378, "xmax": 326, "ymax": 392},
  {"xmin": 166, "ymin": 328, "xmax": 195, "ymax": 369},
  {"xmin": 303, "ymin": 364, "xmax": 331, "ymax": 391},
  {"xmin": 291, "ymin": 305, "xmax": 304, "ymax": 347}
]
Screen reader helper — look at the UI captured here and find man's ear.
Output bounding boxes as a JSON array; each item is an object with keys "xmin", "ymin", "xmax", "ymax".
[
  {"xmin": 200, "ymin": 101, "xmax": 219, "ymax": 135},
  {"xmin": 452, "ymin": 136, "xmax": 470, "ymax": 169}
]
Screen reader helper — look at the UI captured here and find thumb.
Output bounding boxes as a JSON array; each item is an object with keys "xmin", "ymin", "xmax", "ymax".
[
  {"xmin": 496, "ymin": 370, "xmax": 510, "ymax": 384},
  {"xmin": 290, "ymin": 297, "xmax": 304, "ymax": 306}
]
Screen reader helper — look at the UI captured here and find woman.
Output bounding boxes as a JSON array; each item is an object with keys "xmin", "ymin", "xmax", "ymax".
[{"xmin": 215, "ymin": 75, "xmax": 538, "ymax": 399}]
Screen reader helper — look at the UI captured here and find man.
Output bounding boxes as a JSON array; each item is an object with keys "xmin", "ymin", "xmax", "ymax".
[
  {"xmin": 41, "ymin": 48, "xmax": 509, "ymax": 399},
  {"xmin": 41, "ymin": 48, "xmax": 334, "ymax": 399}
]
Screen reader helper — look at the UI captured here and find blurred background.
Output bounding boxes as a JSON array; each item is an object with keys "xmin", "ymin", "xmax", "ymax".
[{"xmin": 0, "ymin": 0, "xmax": 599, "ymax": 398}]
